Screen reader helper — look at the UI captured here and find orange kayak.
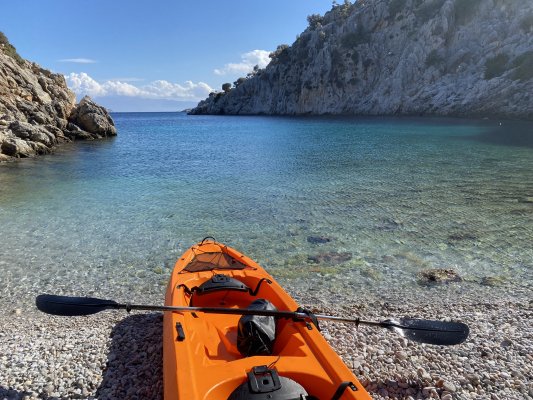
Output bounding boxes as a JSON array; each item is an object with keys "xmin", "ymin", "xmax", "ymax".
[{"xmin": 163, "ymin": 238, "xmax": 371, "ymax": 400}]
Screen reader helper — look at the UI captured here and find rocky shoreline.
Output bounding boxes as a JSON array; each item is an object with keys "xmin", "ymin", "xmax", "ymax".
[
  {"xmin": 0, "ymin": 287, "xmax": 531, "ymax": 400},
  {"xmin": 0, "ymin": 35, "xmax": 116, "ymax": 161}
]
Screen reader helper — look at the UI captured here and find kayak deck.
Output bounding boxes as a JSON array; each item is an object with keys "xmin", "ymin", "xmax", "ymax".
[{"xmin": 163, "ymin": 240, "xmax": 371, "ymax": 399}]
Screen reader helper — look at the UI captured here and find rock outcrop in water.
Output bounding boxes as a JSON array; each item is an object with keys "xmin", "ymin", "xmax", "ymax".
[
  {"xmin": 0, "ymin": 34, "xmax": 116, "ymax": 161},
  {"xmin": 190, "ymin": 0, "xmax": 533, "ymax": 119}
]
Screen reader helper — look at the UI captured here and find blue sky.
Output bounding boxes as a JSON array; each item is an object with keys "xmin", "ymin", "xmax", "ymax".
[{"xmin": 1, "ymin": 1, "xmax": 333, "ymax": 111}]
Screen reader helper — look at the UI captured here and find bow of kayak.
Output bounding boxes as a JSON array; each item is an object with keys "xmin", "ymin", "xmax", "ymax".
[{"xmin": 163, "ymin": 239, "xmax": 371, "ymax": 400}]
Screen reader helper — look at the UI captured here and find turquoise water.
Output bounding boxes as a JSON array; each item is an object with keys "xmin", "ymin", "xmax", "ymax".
[{"xmin": 0, "ymin": 114, "xmax": 532, "ymax": 309}]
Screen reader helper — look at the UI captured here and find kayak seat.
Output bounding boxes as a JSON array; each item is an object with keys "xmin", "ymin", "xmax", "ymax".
[
  {"xmin": 196, "ymin": 274, "xmax": 250, "ymax": 295},
  {"xmin": 181, "ymin": 274, "xmax": 272, "ymax": 306}
]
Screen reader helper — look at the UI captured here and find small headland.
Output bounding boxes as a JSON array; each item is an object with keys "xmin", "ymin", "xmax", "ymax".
[{"xmin": 0, "ymin": 32, "xmax": 116, "ymax": 162}]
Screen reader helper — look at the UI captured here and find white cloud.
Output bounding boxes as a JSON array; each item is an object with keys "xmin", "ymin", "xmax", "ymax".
[
  {"xmin": 65, "ymin": 72, "xmax": 213, "ymax": 101},
  {"xmin": 58, "ymin": 58, "xmax": 97, "ymax": 64},
  {"xmin": 66, "ymin": 72, "xmax": 107, "ymax": 97},
  {"xmin": 143, "ymin": 80, "xmax": 213, "ymax": 99},
  {"xmin": 214, "ymin": 50, "xmax": 270, "ymax": 76}
]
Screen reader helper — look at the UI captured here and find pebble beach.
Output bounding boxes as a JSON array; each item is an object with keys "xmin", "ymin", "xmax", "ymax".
[
  {"xmin": 1, "ymin": 284, "xmax": 531, "ymax": 400},
  {"xmin": 1, "ymin": 115, "xmax": 532, "ymax": 399}
]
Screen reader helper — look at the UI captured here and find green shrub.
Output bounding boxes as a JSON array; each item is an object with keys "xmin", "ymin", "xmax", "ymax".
[
  {"xmin": 511, "ymin": 51, "xmax": 533, "ymax": 81},
  {"xmin": 233, "ymin": 77, "xmax": 246, "ymax": 87},
  {"xmin": 454, "ymin": 0, "xmax": 482, "ymax": 25},
  {"xmin": 519, "ymin": 14, "xmax": 533, "ymax": 32},
  {"xmin": 222, "ymin": 83, "xmax": 232, "ymax": 93},
  {"xmin": 484, "ymin": 53, "xmax": 509, "ymax": 79},
  {"xmin": 0, "ymin": 31, "xmax": 24, "ymax": 65},
  {"xmin": 341, "ymin": 25, "xmax": 370, "ymax": 48},
  {"xmin": 331, "ymin": 0, "xmax": 353, "ymax": 20},
  {"xmin": 269, "ymin": 44, "xmax": 290, "ymax": 63},
  {"xmin": 298, "ymin": 33, "xmax": 312, "ymax": 47},
  {"xmin": 425, "ymin": 49, "xmax": 444, "ymax": 68},
  {"xmin": 307, "ymin": 14, "xmax": 324, "ymax": 29},
  {"xmin": 339, "ymin": 0, "xmax": 353, "ymax": 18},
  {"xmin": 294, "ymin": 45, "xmax": 310, "ymax": 64},
  {"xmin": 389, "ymin": 0, "xmax": 407, "ymax": 18},
  {"xmin": 415, "ymin": 0, "xmax": 446, "ymax": 23},
  {"xmin": 0, "ymin": 31, "xmax": 8, "ymax": 45},
  {"xmin": 331, "ymin": 48, "xmax": 343, "ymax": 65},
  {"xmin": 350, "ymin": 50, "xmax": 360, "ymax": 64}
]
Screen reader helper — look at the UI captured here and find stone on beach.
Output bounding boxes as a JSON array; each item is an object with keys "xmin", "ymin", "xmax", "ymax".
[
  {"xmin": 0, "ymin": 290, "xmax": 532, "ymax": 400},
  {"xmin": 417, "ymin": 268, "xmax": 462, "ymax": 285}
]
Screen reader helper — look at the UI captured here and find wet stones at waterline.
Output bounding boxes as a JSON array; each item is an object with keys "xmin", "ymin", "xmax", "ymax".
[{"xmin": 417, "ymin": 268, "xmax": 462, "ymax": 285}]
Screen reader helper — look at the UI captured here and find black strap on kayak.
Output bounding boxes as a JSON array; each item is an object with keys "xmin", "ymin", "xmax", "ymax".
[
  {"xmin": 175, "ymin": 322, "xmax": 185, "ymax": 341},
  {"xmin": 177, "ymin": 284, "xmax": 195, "ymax": 296},
  {"xmin": 295, "ymin": 307, "xmax": 320, "ymax": 331},
  {"xmin": 331, "ymin": 381, "xmax": 357, "ymax": 400},
  {"xmin": 248, "ymin": 278, "xmax": 272, "ymax": 296}
]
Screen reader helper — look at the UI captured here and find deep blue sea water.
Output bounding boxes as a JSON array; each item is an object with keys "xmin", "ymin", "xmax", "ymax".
[{"xmin": 0, "ymin": 113, "xmax": 532, "ymax": 309}]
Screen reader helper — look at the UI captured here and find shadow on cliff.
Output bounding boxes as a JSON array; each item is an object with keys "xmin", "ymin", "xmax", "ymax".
[
  {"xmin": 466, "ymin": 120, "xmax": 533, "ymax": 149},
  {"xmin": 96, "ymin": 313, "xmax": 163, "ymax": 400}
]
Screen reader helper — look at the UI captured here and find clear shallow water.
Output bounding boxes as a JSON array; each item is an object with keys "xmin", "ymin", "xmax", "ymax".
[{"xmin": 0, "ymin": 114, "xmax": 532, "ymax": 309}]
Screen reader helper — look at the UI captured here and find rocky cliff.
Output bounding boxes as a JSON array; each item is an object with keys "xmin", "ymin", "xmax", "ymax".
[
  {"xmin": 191, "ymin": 0, "xmax": 533, "ymax": 118},
  {"xmin": 0, "ymin": 35, "xmax": 116, "ymax": 161}
]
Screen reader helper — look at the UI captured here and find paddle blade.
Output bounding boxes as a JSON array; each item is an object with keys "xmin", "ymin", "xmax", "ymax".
[
  {"xmin": 36, "ymin": 294, "xmax": 119, "ymax": 316},
  {"xmin": 385, "ymin": 318, "xmax": 470, "ymax": 346}
]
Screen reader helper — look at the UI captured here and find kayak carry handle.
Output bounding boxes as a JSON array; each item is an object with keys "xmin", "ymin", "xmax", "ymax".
[{"xmin": 200, "ymin": 236, "xmax": 217, "ymax": 245}]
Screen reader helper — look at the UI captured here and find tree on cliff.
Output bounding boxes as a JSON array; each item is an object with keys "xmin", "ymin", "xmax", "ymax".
[
  {"xmin": 222, "ymin": 83, "xmax": 232, "ymax": 93},
  {"xmin": 307, "ymin": 14, "xmax": 324, "ymax": 29}
]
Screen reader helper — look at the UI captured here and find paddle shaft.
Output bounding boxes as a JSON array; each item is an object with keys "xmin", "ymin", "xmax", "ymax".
[
  {"xmin": 115, "ymin": 303, "xmax": 431, "ymax": 330},
  {"xmin": 117, "ymin": 303, "xmax": 337, "ymax": 321},
  {"xmin": 35, "ymin": 294, "xmax": 470, "ymax": 345}
]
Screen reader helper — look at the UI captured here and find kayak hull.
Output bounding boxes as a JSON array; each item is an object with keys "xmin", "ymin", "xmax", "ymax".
[{"xmin": 163, "ymin": 239, "xmax": 371, "ymax": 399}]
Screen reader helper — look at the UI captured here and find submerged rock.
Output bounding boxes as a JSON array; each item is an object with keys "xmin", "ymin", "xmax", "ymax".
[
  {"xmin": 375, "ymin": 218, "xmax": 402, "ymax": 231},
  {"xmin": 308, "ymin": 251, "xmax": 352, "ymax": 265},
  {"xmin": 480, "ymin": 276, "xmax": 505, "ymax": 287},
  {"xmin": 307, "ymin": 235, "xmax": 332, "ymax": 244},
  {"xmin": 418, "ymin": 268, "xmax": 462, "ymax": 285},
  {"xmin": 447, "ymin": 232, "xmax": 478, "ymax": 242}
]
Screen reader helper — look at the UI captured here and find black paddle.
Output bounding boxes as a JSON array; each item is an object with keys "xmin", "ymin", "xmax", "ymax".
[{"xmin": 35, "ymin": 294, "xmax": 469, "ymax": 346}]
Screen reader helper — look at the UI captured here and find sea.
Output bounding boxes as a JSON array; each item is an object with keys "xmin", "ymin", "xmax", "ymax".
[{"xmin": 0, "ymin": 113, "xmax": 532, "ymax": 310}]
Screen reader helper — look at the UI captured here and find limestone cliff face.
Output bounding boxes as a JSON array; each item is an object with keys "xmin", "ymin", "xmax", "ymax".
[
  {"xmin": 0, "ymin": 38, "xmax": 116, "ymax": 161},
  {"xmin": 191, "ymin": 0, "xmax": 533, "ymax": 118}
]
